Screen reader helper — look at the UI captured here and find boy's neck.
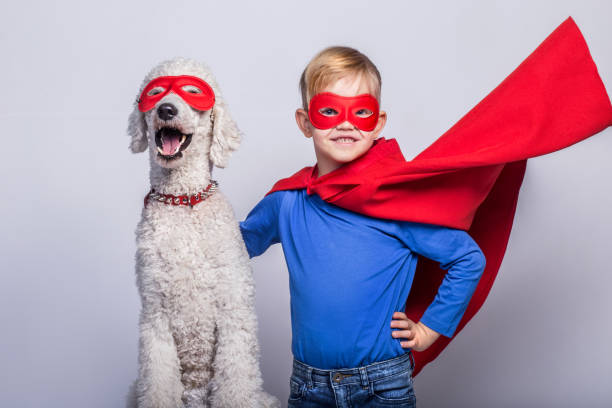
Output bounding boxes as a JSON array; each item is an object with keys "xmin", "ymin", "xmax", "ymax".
[{"xmin": 315, "ymin": 162, "xmax": 342, "ymax": 178}]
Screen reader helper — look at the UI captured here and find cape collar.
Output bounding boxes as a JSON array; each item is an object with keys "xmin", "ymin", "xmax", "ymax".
[{"xmin": 303, "ymin": 137, "xmax": 405, "ymax": 194}]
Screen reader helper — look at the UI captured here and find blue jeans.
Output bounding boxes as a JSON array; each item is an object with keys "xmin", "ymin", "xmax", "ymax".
[{"xmin": 288, "ymin": 351, "xmax": 416, "ymax": 407}]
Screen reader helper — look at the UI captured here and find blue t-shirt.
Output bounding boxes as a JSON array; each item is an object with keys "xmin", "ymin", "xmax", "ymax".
[{"xmin": 240, "ymin": 189, "xmax": 485, "ymax": 369}]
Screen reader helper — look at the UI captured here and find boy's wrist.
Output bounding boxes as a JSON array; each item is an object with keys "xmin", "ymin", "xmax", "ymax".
[{"xmin": 417, "ymin": 321, "xmax": 441, "ymax": 341}]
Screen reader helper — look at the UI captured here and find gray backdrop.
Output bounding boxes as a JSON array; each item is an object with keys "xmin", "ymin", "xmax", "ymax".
[{"xmin": 1, "ymin": 1, "xmax": 610, "ymax": 407}]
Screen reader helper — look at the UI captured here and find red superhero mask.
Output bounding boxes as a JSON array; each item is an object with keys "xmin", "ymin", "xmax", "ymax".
[
  {"xmin": 138, "ymin": 75, "xmax": 215, "ymax": 112},
  {"xmin": 308, "ymin": 92, "xmax": 380, "ymax": 131}
]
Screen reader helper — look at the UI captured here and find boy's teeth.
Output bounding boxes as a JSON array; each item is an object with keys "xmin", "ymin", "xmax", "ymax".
[{"xmin": 336, "ymin": 138, "xmax": 354, "ymax": 143}]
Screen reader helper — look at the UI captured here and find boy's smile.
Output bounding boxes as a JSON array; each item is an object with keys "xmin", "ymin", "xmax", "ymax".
[{"xmin": 296, "ymin": 74, "xmax": 387, "ymax": 177}]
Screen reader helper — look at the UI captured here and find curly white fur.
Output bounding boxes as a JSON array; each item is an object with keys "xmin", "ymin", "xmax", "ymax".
[{"xmin": 126, "ymin": 58, "xmax": 279, "ymax": 408}]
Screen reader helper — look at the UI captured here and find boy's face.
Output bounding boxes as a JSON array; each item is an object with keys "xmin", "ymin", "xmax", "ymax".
[{"xmin": 296, "ymin": 74, "xmax": 387, "ymax": 177}]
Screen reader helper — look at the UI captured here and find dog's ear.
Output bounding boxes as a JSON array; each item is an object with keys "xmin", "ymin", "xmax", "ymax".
[
  {"xmin": 209, "ymin": 99, "xmax": 241, "ymax": 168},
  {"xmin": 128, "ymin": 106, "xmax": 148, "ymax": 153}
]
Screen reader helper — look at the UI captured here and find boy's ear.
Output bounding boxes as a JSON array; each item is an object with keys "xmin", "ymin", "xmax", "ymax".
[
  {"xmin": 373, "ymin": 110, "xmax": 387, "ymax": 136},
  {"xmin": 295, "ymin": 108, "xmax": 312, "ymax": 138}
]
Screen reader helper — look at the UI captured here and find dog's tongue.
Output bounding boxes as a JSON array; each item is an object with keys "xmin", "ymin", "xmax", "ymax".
[{"xmin": 162, "ymin": 132, "xmax": 181, "ymax": 155}]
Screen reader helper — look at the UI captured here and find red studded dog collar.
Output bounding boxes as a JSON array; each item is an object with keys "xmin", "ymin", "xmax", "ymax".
[{"xmin": 144, "ymin": 180, "xmax": 218, "ymax": 208}]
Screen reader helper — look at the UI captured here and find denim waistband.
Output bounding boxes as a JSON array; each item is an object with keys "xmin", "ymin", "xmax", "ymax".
[{"xmin": 291, "ymin": 351, "xmax": 414, "ymax": 387}]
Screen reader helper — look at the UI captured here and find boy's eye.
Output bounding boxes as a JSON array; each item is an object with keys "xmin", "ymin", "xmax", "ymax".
[
  {"xmin": 355, "ymin": 108, "xmax": 373, "ymax": 117},
  {"xmin": 319, "ymin": 107, "xmax": 338, "ymax": 116},
  {"xmin": 182, "ymin": 85, "xmax": 202, "ymax": 94},
  {"xmin": 147, "ymin": 87, "xmax": 165, "ymax": 96}
]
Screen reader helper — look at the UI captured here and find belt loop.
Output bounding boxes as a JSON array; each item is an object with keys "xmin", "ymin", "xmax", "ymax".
[
  {"xmin": 359, "ymin": 366, "xmax": 368, "ymax": 389},
  {"xmin": 307, "ymin": 367, "xmax": 314, "ymax": 389},
  {"xmin": 408, "ymin": 350, "xmax": 415, "ymax": 372}
]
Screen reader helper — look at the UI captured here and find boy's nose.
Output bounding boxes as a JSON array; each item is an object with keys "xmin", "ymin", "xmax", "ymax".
[{"xmin": 336, "ymin": 120, "xmax": 355, "ymax": 130}]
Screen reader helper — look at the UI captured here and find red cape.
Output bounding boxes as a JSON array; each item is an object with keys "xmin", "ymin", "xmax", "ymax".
[{"xmin": 267, "ymin": 17, "xmax": 612, "ymax": 375}]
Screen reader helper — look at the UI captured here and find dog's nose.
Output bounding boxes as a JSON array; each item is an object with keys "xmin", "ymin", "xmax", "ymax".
[{"xmin": 157, "ymin": 103, "xmax": 178, "ymax": 121}]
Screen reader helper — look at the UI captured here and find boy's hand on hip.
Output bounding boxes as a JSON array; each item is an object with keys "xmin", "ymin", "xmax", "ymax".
[{"xmin": 390, "ymin": 312, "xmax": 440, "ymax": 352}]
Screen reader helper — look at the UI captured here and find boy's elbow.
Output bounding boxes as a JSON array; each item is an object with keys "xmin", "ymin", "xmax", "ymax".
[
  {"xmin": 458, "ymin": 248, "xmax": 486, "ymax": 278},
  {"xmin": 474, "ymin": 250, "xmax": 486, "ymax": 276}
]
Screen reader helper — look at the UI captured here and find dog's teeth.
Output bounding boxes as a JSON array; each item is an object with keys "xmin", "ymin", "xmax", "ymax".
[
  {"xmin": 157, "ymin": 146, "xmax": 164, "ymax": 154},
  {"xmin": 174, "ymin": 145, "xmax": 181, "ymax": 154},
  {"xmin": 180, "ymin": 135, "xmax": 186, "ymax": 144}
]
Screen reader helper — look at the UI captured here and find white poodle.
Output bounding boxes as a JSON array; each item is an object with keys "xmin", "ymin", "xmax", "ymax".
[{"xmin": 126, "ymin": 58, "xmax": 278, "ymax": 408}]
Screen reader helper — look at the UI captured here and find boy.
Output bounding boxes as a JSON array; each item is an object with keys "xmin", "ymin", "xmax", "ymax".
[{"xmin": 240, "ymin": 46, "xmax": 486, "ymax": 407}]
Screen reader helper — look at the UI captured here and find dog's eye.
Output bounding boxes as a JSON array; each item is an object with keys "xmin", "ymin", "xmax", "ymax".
[
  {"xmin": 147, "ymin": 87, "xmax": 165, "ymax": 96},
  {"xmin": 182, "ymin": 85, "xmax": 202, "ymax": 94}
]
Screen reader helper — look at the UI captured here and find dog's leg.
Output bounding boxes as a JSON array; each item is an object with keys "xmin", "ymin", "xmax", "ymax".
[
  {"xmin": 208, "ymin": 262, "xmax": 280, "ymax": 408},
  {"xmin": 135, "ymin": 280, "xmax": 185, "ymax": 408},
  {"xmin": 173, "ymin": 311, "xmax": 217, "ymax": 408}
]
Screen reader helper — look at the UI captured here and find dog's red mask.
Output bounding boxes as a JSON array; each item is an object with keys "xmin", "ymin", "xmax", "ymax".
[
  {"xmin": 308, "ymin": 92, "xmax": 380, "ymax": 131},
  {"xmin": 138, "ymin": 75, "xmax": 216, "ymax": 112}
]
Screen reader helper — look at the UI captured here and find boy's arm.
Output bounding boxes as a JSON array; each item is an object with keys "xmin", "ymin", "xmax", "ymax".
[
  {"xmin": 239, "ymin": 191, "xmax": 284, "ymax": 258},
  {"xmin": 391, "ymin": 222, "xmax": 486, "ymax": 349}
]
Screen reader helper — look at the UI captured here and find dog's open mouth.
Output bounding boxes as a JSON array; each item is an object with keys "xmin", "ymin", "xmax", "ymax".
[{"xmin": 155, "ymin": 127, "xmax": 193, "ymax": 160}]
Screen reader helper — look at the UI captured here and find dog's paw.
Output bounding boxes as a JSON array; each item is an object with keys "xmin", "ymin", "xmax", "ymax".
[
  {"xmin": 252, "ymin": 391, "xmax": 280, "ymax": 408},
  {"xmin": 209, "ymin": 389, "xmax": 279, "ymax": 408}
]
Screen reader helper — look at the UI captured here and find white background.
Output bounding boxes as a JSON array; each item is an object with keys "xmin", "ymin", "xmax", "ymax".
[{"xmin": 1, "ymin": 1, "xmax": 611, "ymax": 407}]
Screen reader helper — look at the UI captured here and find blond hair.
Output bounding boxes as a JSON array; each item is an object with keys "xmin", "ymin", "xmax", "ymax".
[{"xmin": 299, "ymin": 46, "xmax": 381, "ymax": 110}]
